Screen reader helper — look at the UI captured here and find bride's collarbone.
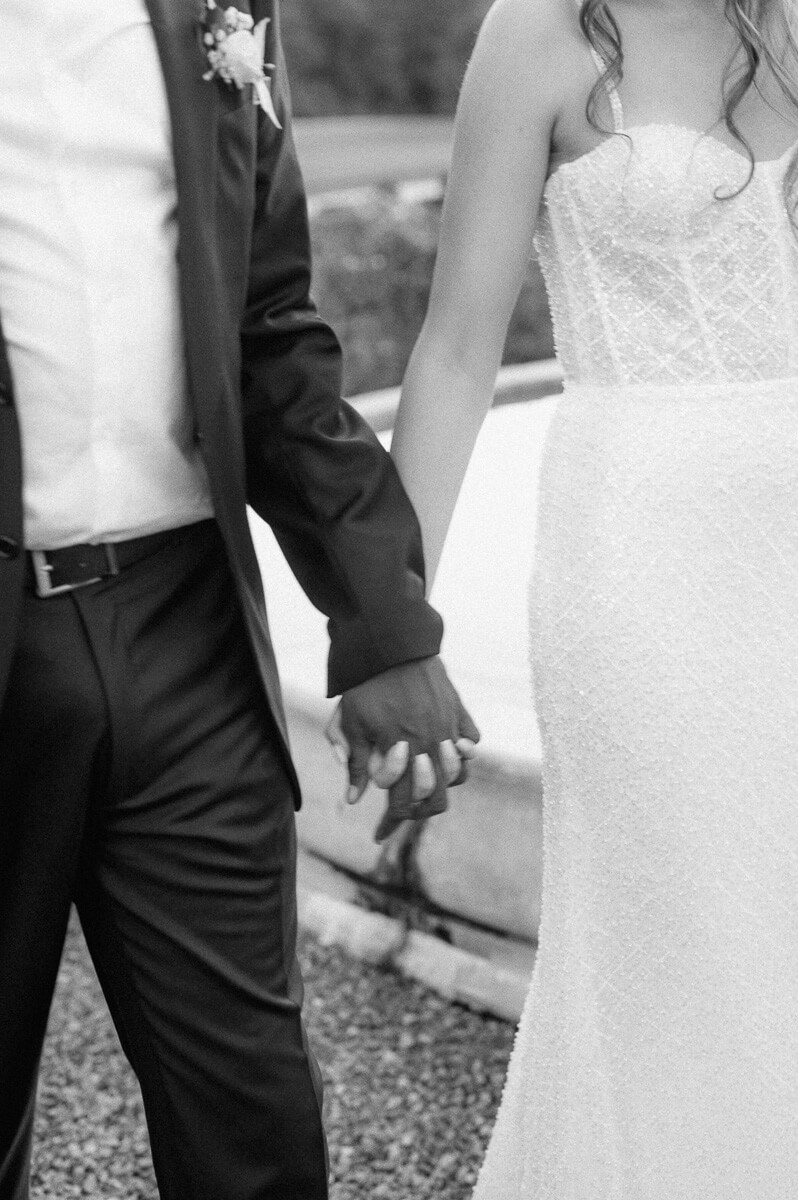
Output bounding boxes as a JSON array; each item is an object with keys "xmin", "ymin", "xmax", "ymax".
[
  {"xmin": 549, "ymin": 76, "xmax": 798, "ymax": 172},
  {"xmin": 543, "ymin": 0, "xmax": 798, "ymax": 176}
]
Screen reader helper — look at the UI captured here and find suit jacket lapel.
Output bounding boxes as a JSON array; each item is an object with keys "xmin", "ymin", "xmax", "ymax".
[
  {"xmin": 143, "ymin": 0, "xmax": 224, "ymax": 407},
  {"xmin": 144, "ymin": 0, "xmax": 218, "ymax": 227}
]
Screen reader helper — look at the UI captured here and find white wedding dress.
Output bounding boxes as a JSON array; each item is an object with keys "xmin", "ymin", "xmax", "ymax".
[{"xmin": 473, "ymin": 54, "xmax": 798, "ymax": 1200}]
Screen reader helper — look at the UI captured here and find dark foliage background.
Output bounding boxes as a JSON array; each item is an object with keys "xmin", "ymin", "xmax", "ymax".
[
  {"xmin": 311, "ymin": 192, "xmax": 553, "ymax": 396},
  {"xmin": 282, "ymin": 0, "xmax": 493, "ymax": 117},
  {"xmin": 284, "ymin": 0, "xmax": 555, "ymax": 396}
]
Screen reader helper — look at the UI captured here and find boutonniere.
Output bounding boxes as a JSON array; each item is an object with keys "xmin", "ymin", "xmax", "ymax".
[{"xmin": 201, "ymin": 1, "xmax": 282, "ymax": 128}]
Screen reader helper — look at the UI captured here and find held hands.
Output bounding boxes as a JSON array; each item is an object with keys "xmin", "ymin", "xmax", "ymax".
[{"xmin": 326, "ymin": 656, "xmax": 480, "ymax": 842}]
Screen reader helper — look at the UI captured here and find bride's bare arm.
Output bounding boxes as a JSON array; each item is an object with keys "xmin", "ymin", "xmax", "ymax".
[{"xmin": 391, "ymin": 0, "xmax": 565, "ymax": 589}]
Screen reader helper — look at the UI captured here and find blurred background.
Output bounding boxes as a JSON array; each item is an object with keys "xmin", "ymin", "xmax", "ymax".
[
  {"xmin": 282, "ymin": 0, "xmax": 554, "ymax": 397},
  {"xmin": 284, "ymin": 0, "xmax": 491, "ymax": 120}
]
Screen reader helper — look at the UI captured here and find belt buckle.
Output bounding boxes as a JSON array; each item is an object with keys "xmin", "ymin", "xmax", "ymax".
[{"xmin": 31, "ymin": 544, "xmax": 120, "ymax": 598}]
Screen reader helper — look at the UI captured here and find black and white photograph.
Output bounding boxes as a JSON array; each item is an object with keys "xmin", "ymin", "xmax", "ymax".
[{"xmin": 2, "ymin": 0, "xmax": 798, "ymax": 1197}]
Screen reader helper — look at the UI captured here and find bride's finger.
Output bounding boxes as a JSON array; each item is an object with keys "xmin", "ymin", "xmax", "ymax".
[
  {"xmin": 412, "ymin": 753, "xmax": 437, "ymax": 801},
  {"xmin": 370, "ymin": 740, "xmax": 410, "ymax": 789},
  {"xmin": 325, "ymin": 706, "xmax": 350, "ymax": 765}
]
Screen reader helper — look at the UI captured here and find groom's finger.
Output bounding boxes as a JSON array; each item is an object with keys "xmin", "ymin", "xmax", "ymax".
[
  {"xmin": 456, "ymin": 700, "xmax": 481, "ymax": 747},
  {"xmin": 376, "ymin": 765, "xmax": 415, "ymax": 842},
  {"xmin": 375, "ymin": 750, "xmax": 448, "ymax": 842},
  {"xmin": 414, "ymin": 750, "xmax": 448, "ymax": 820},
  {"xmin": 374, "ymin": 806, "xmax": 409, "ymax": 844}
]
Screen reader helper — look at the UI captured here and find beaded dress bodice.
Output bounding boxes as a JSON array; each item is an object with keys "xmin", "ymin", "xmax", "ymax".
[{"xmin": 534, "ymin": 118, "xmax": 798, "ymax": 387}]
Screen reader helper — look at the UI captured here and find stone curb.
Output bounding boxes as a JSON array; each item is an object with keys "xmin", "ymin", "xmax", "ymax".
[{"xmin": 298, "ymin": 888, "xmax": 529, "ymax": 1025}]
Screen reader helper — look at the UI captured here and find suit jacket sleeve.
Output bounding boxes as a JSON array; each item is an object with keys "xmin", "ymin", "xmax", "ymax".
[{"xmin": 240, "ymin": 1, "xmax": 443, "ymax": 697}]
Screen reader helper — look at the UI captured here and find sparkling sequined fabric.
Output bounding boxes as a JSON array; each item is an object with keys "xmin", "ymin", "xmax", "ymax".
[{"xmin": 473, "ymin": 123, "xmax": 798, "ymax": 1198}]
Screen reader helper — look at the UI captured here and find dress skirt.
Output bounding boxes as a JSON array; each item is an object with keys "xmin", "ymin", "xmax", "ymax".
[{"xmin": 473, "ymin": 378, "xmax": 798, "ymax": 1200}]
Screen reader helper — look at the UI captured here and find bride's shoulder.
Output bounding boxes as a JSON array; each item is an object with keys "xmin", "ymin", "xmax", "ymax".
[
  {"xmin": 477, "ymin": 0, "xmax": 584, "ymax": 55},
  {"xmin": 473, "ymin": 0, "xmax": 590, "ymax": 101}
]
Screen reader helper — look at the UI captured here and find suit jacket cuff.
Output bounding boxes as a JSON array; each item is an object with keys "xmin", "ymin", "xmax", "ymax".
[{"xmin": 326, "ymin": 605, "xmax": 444, "ymax": 696}]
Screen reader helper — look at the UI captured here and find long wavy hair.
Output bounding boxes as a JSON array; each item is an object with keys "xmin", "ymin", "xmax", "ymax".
[{"xmin": 578, "ymin": 0, "xmax": 798, "ymax": 214}]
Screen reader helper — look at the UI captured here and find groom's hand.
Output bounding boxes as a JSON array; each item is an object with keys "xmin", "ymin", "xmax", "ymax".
[{"xmin": 327, "ymin": 656, "xmax": 479, "ymax": 842}]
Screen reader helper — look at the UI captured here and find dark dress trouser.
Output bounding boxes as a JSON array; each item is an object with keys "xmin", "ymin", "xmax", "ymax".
[{"xmin": 0, "ymin": 519, "xmax": 328, "ymax": 1200}]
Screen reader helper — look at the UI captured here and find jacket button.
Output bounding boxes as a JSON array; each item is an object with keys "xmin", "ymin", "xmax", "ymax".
[
  {"xmin": 0, "ymin": 380, "xmax": 11, "ymax": 406},
  {"xmin": 0, "ymin": 536, "xmax": 20, "ymax": 560}
]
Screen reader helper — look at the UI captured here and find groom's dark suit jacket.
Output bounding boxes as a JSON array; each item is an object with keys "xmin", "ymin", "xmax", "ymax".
[{"xmin": 0, "ymin": 0, "xmax": 442, "ymax": 799}]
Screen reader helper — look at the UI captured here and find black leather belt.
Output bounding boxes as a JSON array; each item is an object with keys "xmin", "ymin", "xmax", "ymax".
[{"xmin": 26, "ymin": 528, "xmax": 183, "ymax": 597}]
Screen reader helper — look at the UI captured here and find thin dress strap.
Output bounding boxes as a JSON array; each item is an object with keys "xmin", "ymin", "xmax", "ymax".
[{"xmin": 587, "ymin": 42, "xmax": 625, "ymax": 133}]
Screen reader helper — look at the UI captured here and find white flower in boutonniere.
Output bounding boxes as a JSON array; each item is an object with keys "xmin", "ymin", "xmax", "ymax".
[{"xmin": 201, "ymin": 1, "xmax": 282, "ymax": 128}]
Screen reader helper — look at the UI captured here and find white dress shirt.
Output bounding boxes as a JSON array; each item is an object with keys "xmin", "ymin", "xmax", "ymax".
[{"xmin": 0, "ymin": 0, "xmax": 214, "ymax": 550}]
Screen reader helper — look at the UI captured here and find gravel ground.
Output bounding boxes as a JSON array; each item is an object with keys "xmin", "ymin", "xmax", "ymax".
[{"xmin": 32, "ymin": 913, "xmax": 515, "ymax": 1199}]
